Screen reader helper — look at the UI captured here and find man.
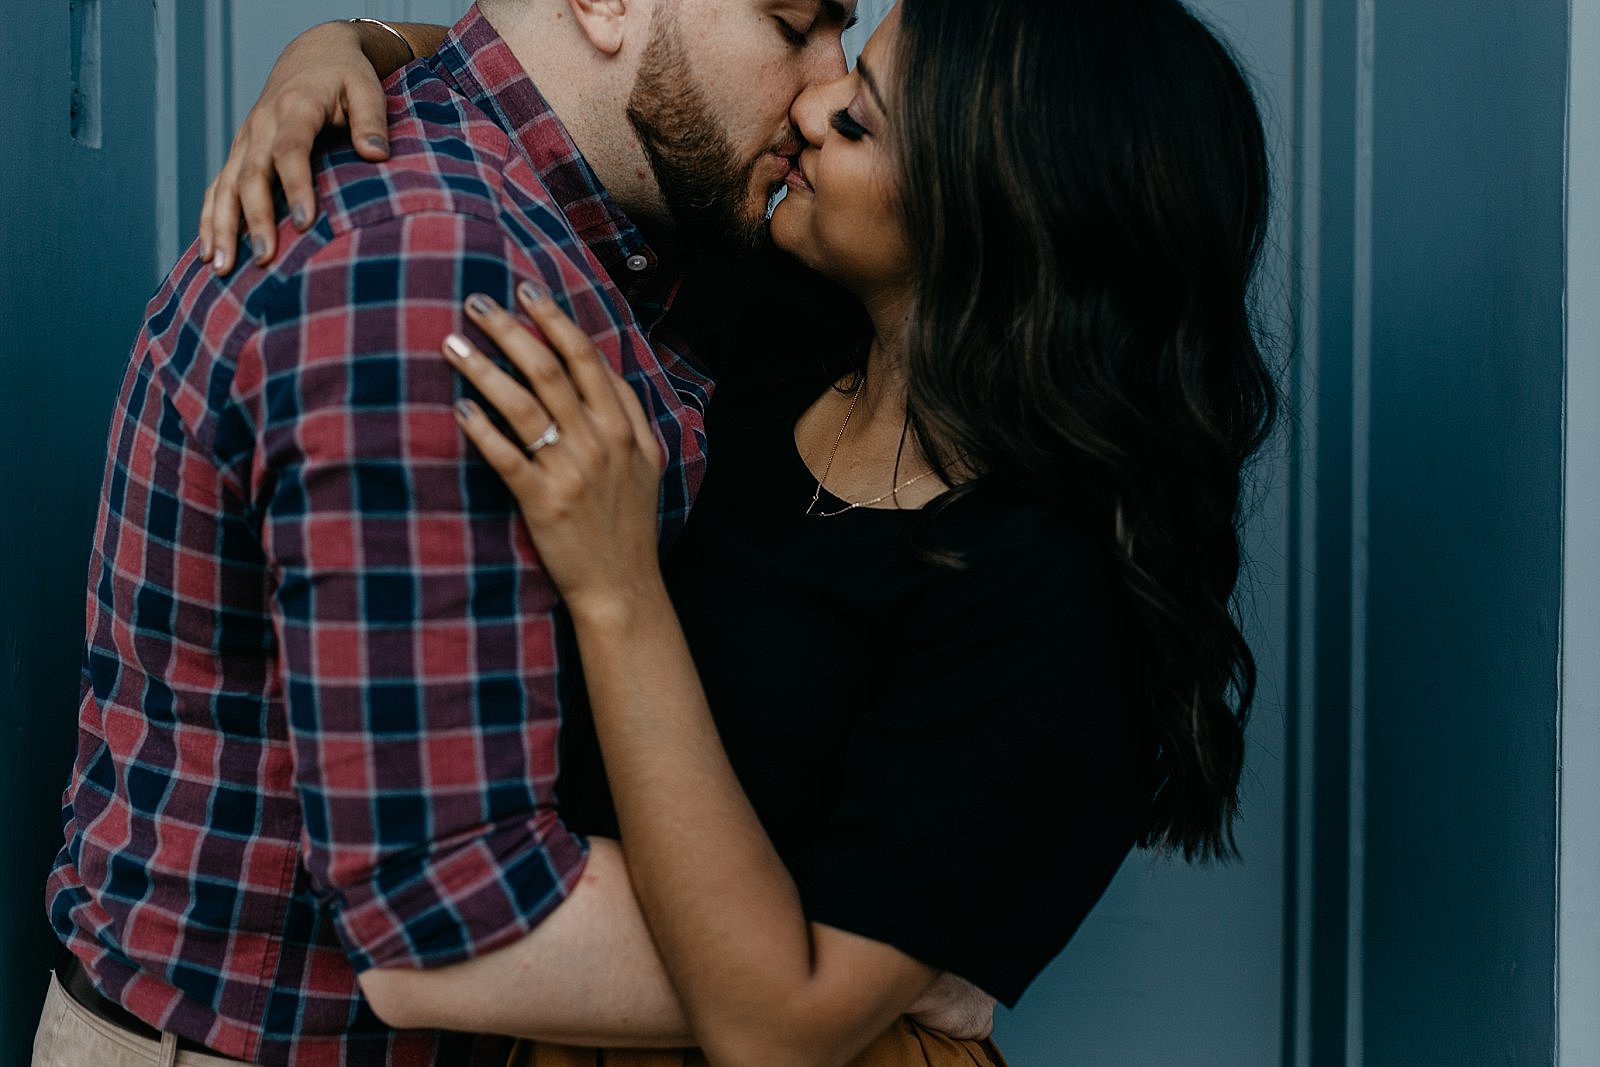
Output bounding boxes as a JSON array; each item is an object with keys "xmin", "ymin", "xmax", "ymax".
[{"xmin": 38, "ymin": 1, "xmax": 884, "ymax": 1062}]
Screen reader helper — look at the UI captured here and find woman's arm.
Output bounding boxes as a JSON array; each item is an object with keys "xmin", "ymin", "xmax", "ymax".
[
  {"xmin": 199, "ymin": 19, "xmax": 449, "ymax": 274},
  {"xmin": 445, "ymin": 289, "xmax": 962, "ymax": 1067},
  {"xmin": 568, "ymin": 584, "xmax": 939, "ymax": 1067},
  {"xmin": 378, "ymin": 21, "xmax": 451, "ymax": 65}
]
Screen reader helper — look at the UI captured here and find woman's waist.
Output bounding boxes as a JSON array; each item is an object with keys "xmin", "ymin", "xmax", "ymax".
[{"xmin": 509, "ymin": 1016, "xmax": 1009, "ymax": 1067}]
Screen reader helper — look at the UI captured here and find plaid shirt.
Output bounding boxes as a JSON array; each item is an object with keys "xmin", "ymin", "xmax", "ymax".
[{"xmin": 45, "ymin": 8, "xmax": 711, "ymax": 1064}]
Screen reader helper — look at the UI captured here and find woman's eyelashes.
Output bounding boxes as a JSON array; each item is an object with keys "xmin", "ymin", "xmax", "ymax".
[{"xmin": 830, "ymin": 108, "xmax": 868, "ymax": 141}]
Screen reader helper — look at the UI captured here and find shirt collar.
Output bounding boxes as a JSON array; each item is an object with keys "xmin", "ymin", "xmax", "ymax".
[{"xmin": 432, "ymin": 6, "xmax": 678, "ymax": 329}]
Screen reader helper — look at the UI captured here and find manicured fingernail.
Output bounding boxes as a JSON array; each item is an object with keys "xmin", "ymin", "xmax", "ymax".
[
  {"xmin": 466, "ymin": 294, "xmax": 494, "ymax": 316},
  {"xmin": 518, "ymin": 280, "xmax": 548, "ymax": 306},
  {"xmin": 455, "ymin": 399, "xmax": 479, "ymax": 420},
  {"xmin": 366, "ymin": 135, "xmax": 389, "ymax": 154},
  {"xmin": 199, "ymin": 240, "xmax": 212, "ymax": 262},
  {"xmin": 444, "ymin": 333, "xmax": 473, "ymax": 360},
  {"xmin": 213, "ymin": 249, "xmax": 229, "ymax": 271},
  {"xmin": 291, "ymin": 203, "xmax": 310, "ymax": 229},
  {"xmin": 251, "ymin": 235, "xmax": 267, "ymax": 261}
]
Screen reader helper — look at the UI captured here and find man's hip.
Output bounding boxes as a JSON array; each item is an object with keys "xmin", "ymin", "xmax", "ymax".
[{"xmin": 32, "ymin": 964, "xmax": 247, "ymax": 1067}]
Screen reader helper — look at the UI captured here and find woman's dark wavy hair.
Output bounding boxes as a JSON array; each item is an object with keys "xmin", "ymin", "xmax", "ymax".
[{"xmin": 893, "ymin": 0, "xmax": 1278, "ymax": 860}]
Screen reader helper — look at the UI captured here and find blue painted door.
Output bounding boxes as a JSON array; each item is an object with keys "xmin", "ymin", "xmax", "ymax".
[
  {"xmin": 0, "ymin": 3, "xmax": 162, "ymax": 1064},
  {"xmin": 3, "ymin": 2, "xmax": 1581, "ymax": 1065}
]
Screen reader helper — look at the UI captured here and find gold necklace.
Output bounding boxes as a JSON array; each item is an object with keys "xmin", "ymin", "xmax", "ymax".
[{"xmin": 804, "ymin": 378, "xmax": 939, "ymax": 517}]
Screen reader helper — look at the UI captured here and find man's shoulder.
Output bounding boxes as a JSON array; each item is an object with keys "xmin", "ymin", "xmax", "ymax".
[
  {"xmin": 136, "ymin": 67, "xmax": 607, "ymax": 379},
  {"xmin": 307, "ymin": 65, "xmax": 550, "ymax": 242}
]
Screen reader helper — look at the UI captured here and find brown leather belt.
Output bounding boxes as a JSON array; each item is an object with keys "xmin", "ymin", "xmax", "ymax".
[{"xmin": 59, "ymin": 957, "xmax": 214, "ymax": 1054}]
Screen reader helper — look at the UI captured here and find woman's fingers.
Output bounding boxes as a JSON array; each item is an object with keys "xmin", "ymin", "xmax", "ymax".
[
  {"xmin": 206, "ymin": 167, "xmax": 243, "ymax": 274},
  {"xmin": 269, "ymin": 101, "xmax": 323, "ymax": 233},
  {"xmin": 462, "ymin": 294, "xmax": 593, "ymax": 434},
  {"xmin": 453, "ymin": 399, "xmax": 537, "ymax": 489},
  {"xmin": 512, "ymin": 284, "xmax": 626, "ymax": 429},
  {"xmin": 442, "ymin": 332, "xmax": 560, "ymax": 456},
  {"xmin": 238, "ymin": 158, "xmax": 281, "ymax": 266},
  {"xmin": 608, "ymin": 372, "xmax": 664, "ymax": 467},
  {"xmin": 198, "ymin": 179, "xmax": 219, "ymax": 266},
  {"xmin": 452, "ymin": 288, "xmax": 659, "ymax": 485},
  {"xmin": 202, "ymin": 120, "xmax": 251, "ymax": 272},
  {"xmin": 343, "ymin": 73, "xmax": 393, "ymax": 161}
]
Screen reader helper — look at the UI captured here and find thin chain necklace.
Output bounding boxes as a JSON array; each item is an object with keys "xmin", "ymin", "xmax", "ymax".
[{"xmin": 804, "ymin": 377, "xmax": 940, "ymax": 518}]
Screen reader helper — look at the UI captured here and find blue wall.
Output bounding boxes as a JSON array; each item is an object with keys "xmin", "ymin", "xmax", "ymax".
[
  {"xmin": 0, "ymin": 4, "xmax": 162, "ymax": 1065},
  {"xmin": 1295, "ymin": 0, "xmax": 1569, "ymax": 1060},
  {"xmin": 1361, "ymin": 0, "xmax": 1566, "ymax": 1058},
  {"xmin": 0, "ymin": 1, "xmax": 1581, "ymax": 1064},
  {"xmin": 1560, "ymin": 2, "xmax": 1600, "ymax": 1061}
]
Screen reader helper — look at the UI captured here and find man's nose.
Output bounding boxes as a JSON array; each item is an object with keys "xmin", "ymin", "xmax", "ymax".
[
  {"xmin": 810, "ymin": 42, "xmax": 848, "ymax": 84},
  {"xmin": 790, "ymin": 82, "xmax": 832, "ymax": 147}
]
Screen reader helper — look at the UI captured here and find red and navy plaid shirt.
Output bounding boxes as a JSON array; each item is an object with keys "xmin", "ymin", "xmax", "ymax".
[{"xmin": 46, "ymin": 8, "xmax": 711, "ymax": 1064}]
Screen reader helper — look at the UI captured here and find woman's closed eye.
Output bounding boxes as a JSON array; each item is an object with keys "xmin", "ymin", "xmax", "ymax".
[{"xmin": 830, "ymin": 108, "xmax": 868, "ymax": 141}]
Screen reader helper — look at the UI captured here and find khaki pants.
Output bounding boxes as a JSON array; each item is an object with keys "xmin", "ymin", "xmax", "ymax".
[{"xmin": 32, "ymin": 972, "xmax": 246, "ymax": 1067}]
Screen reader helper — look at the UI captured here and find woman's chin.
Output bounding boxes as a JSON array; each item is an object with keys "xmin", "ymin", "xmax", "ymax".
[
  {"xmin": 768, "ymin": 201, "xmax": 820, "ymax": 270},
  {"xmin": 768, "ymin": 199, "xmax": 797, "ymax": 249}
]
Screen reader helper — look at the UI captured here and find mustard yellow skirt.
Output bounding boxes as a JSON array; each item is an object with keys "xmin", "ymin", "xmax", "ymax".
[{"xmin": 507, "ymin": 1019, "xmax": 1009, "ymax": 1067}]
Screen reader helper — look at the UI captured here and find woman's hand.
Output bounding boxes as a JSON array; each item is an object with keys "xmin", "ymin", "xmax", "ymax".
[
  {"xmin": 200, "ymin": 20, "xmax": 396, "ymax": 275},
  {"xmin": 447, "ymin": 284, "xmax": 666, "ymax": 621},
  {"xmin": 905, "ymin": 973, "xmax": 996, "ymax": 1041}
]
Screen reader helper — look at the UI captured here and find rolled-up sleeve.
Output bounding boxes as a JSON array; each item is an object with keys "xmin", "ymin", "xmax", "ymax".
[{"xmin": 250, "ymin": 211, "xmax": 602, "ymax": 972}]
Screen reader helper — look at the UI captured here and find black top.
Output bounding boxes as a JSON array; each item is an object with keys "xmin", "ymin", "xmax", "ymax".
[{"xmin": 557, "ymin": 371, "xmax": 1154, "ymax": 1007}]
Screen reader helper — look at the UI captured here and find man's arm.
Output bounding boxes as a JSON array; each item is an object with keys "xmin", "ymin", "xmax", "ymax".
[
  {"xmin": 250, "ymin": 212, "xmax": 687, "ymax": 1045},
  {"xmin": 201, "ymin": 18, "xmax": 449, "ymax": 273},
  {"xmin": 360, "ymin": 839, "xmax": 691, "ymax": 1045}
]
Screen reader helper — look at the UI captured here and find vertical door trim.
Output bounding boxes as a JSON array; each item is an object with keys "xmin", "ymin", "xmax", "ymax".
[
  {"xmin": 1344, "ymin": 0, "xmax": 1375, "ymax": 1061},
  {"xmin": 1559, "ymin": 1, "xmax": 1600, "ymax": 1062},
  {"xmin": 154, "ymin": 0, "xmax": 179, "ymax": 268},
  {"xmin": 205, "ymin": 2, "xmax": 233, "ymax": 176},
  {"xmin": 1285, "ymin": 0, "xmax": 1323, "ymax": 1060}
]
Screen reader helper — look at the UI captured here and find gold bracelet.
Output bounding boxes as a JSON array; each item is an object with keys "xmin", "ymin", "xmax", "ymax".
[{"xmin": 348, "ymin": 17, "xmax": 415, "ymax": 62}]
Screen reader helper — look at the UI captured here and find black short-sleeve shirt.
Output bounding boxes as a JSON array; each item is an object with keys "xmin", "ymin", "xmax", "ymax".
[{"xmin": 557, "ymin": 372, "xmax": 1155, "ymax": 1007}]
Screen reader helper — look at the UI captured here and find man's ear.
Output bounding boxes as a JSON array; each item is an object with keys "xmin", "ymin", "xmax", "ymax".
[{"xmin": 566, "ymin": 0, "xmax": 633, "ymax": 56}]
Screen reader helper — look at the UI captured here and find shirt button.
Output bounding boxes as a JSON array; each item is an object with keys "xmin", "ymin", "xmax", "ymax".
[{"xmin": 625, "ymin": 253, "xmax": 650, "ymax": 273}]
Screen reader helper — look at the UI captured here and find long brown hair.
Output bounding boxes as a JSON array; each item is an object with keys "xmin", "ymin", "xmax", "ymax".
[{"xmin": 892, "ymin": 0, "xmax": 1278, "ymax": 859}]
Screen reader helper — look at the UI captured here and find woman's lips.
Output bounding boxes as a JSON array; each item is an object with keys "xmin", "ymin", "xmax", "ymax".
[{"xmin": 784, "ymin": 154, "xmax": 814, "ymax": 193}]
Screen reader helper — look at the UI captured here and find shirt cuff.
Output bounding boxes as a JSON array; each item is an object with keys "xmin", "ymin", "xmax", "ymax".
[{"xmin": 333, "ymin": 810, "xmax": 588, "ymax": 972}]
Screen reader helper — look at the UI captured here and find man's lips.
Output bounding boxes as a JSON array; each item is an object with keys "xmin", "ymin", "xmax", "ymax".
[{"xmin": 783, "ymin": 150, "xmax": 814, "ymax": 193}]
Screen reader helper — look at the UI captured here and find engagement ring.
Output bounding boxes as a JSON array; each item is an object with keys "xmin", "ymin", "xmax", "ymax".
[{"xmin": 522, "ymin": 423, "xmax": 560, "ymax": 456}]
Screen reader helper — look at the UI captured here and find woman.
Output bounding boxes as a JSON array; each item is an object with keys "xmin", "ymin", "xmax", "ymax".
[{"xmin": 214, "ymin": 3, "xmax": 1277, "ymax": 1064}]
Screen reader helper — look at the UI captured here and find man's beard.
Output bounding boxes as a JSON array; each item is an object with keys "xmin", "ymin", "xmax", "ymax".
[{"xmin": 626, "ymin": 6, "xmax": 773, "ymax": 257}]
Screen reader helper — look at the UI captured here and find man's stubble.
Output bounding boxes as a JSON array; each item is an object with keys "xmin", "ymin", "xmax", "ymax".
[{"xmin": 626, "ymin": 2, "xmax": 775, "ymax": 257}]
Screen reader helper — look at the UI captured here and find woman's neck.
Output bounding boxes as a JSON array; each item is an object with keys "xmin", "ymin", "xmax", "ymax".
[
  {"xmin": 855, "ymin": 336, "xmax": 906, "ymax": 425},
  {"xmin": 856, "ymin": 291, "xmax": 912, "ymax": 422},
  {"xmin": 793, "ymin": 312, "xmax": 950, "ymax": 511}
]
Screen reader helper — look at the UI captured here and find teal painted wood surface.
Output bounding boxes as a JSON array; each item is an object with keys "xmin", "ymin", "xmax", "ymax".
[
  {"xmin": 1360, "ymin": 0, "xmax": 1567, "ymax": 1059},
  {"xmin": 0, "ymin": 4, "xmax": 161, "ymax": 1065},
  {"xmin": 0, "ymin": 1, "xmax": 1583, "ymax": 1064}
]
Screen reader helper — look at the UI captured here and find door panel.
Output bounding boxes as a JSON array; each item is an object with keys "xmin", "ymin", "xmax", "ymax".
[
  {"xmin": 0, "ymin": 4, "xmax": 162, "ymax": 1065},
  {"xmin": 39, "ymin": 1, "xmax": 1587, "ymax": 1064},
  {"xmin": 229, "ymin": 3, "xmax": 472, "ymax": 134}
]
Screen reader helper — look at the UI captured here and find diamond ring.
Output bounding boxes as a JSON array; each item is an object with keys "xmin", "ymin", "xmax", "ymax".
[{"xmin": 522, "ymin": 423, "xmax": 561, "ymax": 456}]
